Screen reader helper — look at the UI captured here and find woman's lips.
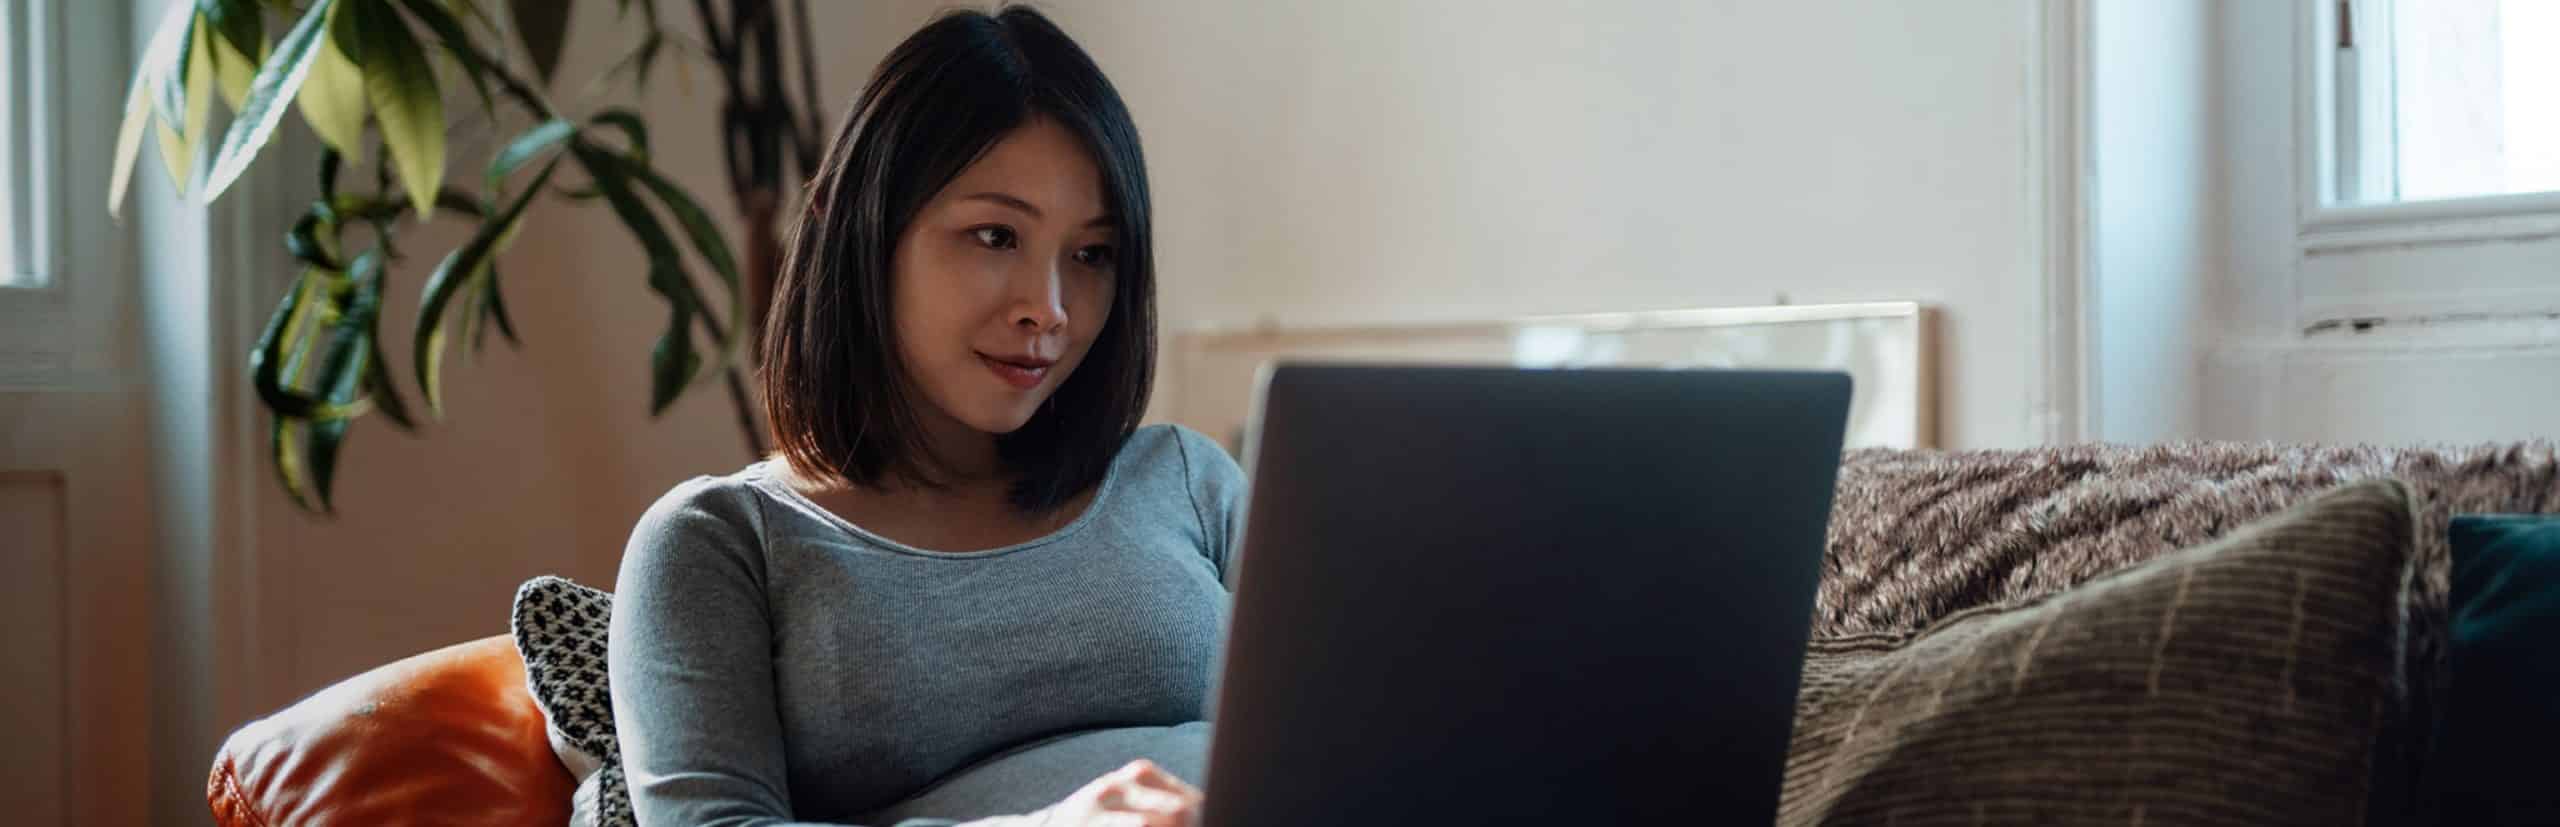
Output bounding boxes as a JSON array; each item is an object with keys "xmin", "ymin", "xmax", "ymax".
[{"xmin": 979, "ymin": 353, "xmax": 1050, "ymax": 390}]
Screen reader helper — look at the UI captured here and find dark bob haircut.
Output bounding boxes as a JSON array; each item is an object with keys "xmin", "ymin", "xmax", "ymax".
[{"xmin": 761, "ymin": 5, "xmax": 1154, "ymax": 514}]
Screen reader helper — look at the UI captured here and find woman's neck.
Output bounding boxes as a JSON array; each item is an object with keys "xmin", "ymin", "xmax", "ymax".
[{"xmin": 910, "ymin": 405, "xmax": 1007, "ymax": 486}]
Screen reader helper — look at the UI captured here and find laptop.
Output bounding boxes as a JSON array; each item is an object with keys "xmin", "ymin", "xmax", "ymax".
[{"xmin": 1199, "ymin": 364, "xmax": 1852, "ymax": 826}]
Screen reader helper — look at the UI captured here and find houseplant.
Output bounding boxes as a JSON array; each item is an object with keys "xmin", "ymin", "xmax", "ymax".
[{"xmin": 108, "ymin": 0, "xmax": 827, "ymax": 512}]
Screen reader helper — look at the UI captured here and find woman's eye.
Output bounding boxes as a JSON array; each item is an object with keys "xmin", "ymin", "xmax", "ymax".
[
  {"xmin": 1072, "ymin": 245, "xmax": 1117, "ymax": 270},
  {"xmin": 970, "ymin": 226, "xmax": 1018, "ymax": 249}
]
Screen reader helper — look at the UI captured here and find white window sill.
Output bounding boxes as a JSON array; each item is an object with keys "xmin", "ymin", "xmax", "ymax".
[
  {"xmin": 2299, "ymin": 190, "xmax": 2560, "ymax": 253},
  {"xmin": 2293, "ymin": 191, "xmax": 2560, "ymax": 329}
]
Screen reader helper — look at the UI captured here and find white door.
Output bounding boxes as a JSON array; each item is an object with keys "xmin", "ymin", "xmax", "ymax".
[{"xmin": 3, "ymin": 1, "xmax": 160, "ymax": 823}]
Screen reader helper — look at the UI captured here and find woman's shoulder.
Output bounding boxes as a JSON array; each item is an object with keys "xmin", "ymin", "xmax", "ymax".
[
  {"xmin": 628, "ymin": 462, "xmax": 782, "ymax": 552},
  {"xmin": 1112, "ymin": 425, "xmax": 1247, "ymax": 537},
  {"xmin": 1113, "ymin": 425, "xmax": 1247, "ymax": 574},
  {"xmin": 1118, "ymin": 424, "xmax": 1243, "ymax": 489}
]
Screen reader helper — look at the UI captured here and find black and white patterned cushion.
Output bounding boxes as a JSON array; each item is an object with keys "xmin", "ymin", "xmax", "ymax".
[{"xmin": 511, "ymin": 576, "xmax": 633, "ymax": 827}]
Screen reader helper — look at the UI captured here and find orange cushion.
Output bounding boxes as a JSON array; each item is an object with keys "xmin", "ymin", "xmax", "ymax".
[{"xmin": 208, "ymin": 635, "xmax": 574, "ymax": 826}]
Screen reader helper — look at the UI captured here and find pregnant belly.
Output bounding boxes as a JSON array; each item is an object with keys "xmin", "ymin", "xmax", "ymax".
[{"xmin": 859, "ymin": 721, "xmax": 1212, "ymax": 824}]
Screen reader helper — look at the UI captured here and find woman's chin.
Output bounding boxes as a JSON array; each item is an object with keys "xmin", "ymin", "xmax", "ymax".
[{"xmin": 960, "ymin": 405, "xmax": 1041, "ymax": 436}]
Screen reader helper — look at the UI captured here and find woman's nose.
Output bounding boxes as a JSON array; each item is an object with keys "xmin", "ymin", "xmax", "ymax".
[{"xmin": 1009, "ymin": 260, "xmax": 1069, "ymax": 333}]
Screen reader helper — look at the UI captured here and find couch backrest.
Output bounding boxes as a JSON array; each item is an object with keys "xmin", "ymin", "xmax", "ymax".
[{"xmin": 1818, "ymin": 439, "xmax": 2560, "ymax": 824}]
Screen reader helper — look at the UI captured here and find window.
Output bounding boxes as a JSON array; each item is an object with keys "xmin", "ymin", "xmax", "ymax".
[
  {"xmin": 2329, "ymin": 0, "xmax": 2560, "ymax": 206},
  {"xmin": 1, "ymin": 0, "xmax": 55, "ymax": 290},
  {"xmin": 2290, "ymin": 0, "xmax": 2560, "ymax": 329}
]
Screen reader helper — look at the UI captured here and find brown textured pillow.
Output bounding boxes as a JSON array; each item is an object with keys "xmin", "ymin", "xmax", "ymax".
[{"xmin": 1781, "ymin": 479, "xmax": 2417, "ymax": 826}]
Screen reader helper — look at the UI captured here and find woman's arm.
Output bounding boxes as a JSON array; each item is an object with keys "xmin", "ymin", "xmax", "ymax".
[
  {"xmin": 1173, "ymin": 426, "xmax": 1249, "ymax": 584},
  {"xmin": 609, "ymin": 482, "xmax": 1188, "ymax": 827},
  {"xmin": 610, "ymin": 481, "xmax": 822, "ymax": 826},
  {"xmin": 611, "ymin": 483, "xmax": 1036, "ymax": 827}
]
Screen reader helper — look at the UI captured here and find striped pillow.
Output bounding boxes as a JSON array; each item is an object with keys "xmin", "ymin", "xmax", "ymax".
[{"xmin": 1782, "ymin": 479, "xmax": 2416, "ymax": 825}]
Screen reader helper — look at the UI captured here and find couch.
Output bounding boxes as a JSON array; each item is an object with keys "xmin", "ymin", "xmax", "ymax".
[{"xmin": 207, "ymin": 440, "xmax": 2560, "ymax": 825}]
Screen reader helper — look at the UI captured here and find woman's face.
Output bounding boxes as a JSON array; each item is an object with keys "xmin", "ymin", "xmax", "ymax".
[{"xmin": 890, "ymin": 117, "xmax": 1118, "ymax": 440}]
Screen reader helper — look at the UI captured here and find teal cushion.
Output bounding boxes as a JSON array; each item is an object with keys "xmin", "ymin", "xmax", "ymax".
[{"xmin": 2442, "ymin": 515, "xmax": 2560, "ymax": 825}]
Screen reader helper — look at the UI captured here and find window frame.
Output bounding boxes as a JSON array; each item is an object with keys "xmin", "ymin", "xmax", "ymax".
[
  {"xmin": 1, "ymin": 0, "xmax": 128, "ymax": 390},
  {"xmin": 2298, "ymin": 0, "xmax": 2560, "ymax": 236},
  {"xmin": 0, "ymin": 0, "xmax": 63, "ymax": 295}
]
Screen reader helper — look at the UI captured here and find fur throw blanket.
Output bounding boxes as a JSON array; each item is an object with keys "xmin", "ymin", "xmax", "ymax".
[{"xmin": 1817, "ymin": 440, "xmax": 2560, "ymax": 819}]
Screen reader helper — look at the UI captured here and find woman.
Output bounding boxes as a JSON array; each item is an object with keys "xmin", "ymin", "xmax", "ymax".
[{"xmin": 609, "ymin": 7, "xmax": 1240, "ymax": 826}]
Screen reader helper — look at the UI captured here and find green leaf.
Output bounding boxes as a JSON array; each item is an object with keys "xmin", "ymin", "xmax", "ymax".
[
  {"xmin": 576, "ymin": 143, "xmax": 711, "ymax": 414},
  {"xmin": 307, "ymin": 316, "xmax": 369, "ymax": 510},
  {"xmin": 285, "ymin": 210, "xmax": 342, "ymax": 270},
  {"xmin": 486, "ymin": 118, "xmax": 575, "ymax": 195},
  {"xmin": 650, "ymin": 299, "xmax": 702, "ymax": 416},
  {"xmin": 365, "ymin": 331, "xmax": 419, "ymax": 432},
  {"xmin": 110, "ymin": 3, "xmax": 198, "ymax": 217},
  {"xmin": 272, "ymin": 414, "xmax": 319, "ymax": 513},
  {"xmin": 623, "ymin": 160, "xmax": 737, "ymax": 293},
  {"xmin": 455, "ymin": 258, "xmax": 489, "ymax": 361},
  {"xmin": 211, "ymin": 40, "xmax": 258, "ymax": 114},
  {"xmin": 462, "ymin": 262, "xmax": 491, "ymax": 354},
  {"xmin": 153, "ymin": 13, "xmax": 200, "ymax": 140},
  {"xmin": 347, "ymin": 0, "xmax": 444, "ymax": 220},
  {"xmin": 479, "ymin": 259, "xmax": 521, "ymax": 350},
  {"xmin": 271, "ymin": 266, "xmax": 330, "ymax": 513},
  {"xmin": 317, "ymin": 147, "xmax": 342, "ymax": 200},
  {"xmin": 508, "ymin": 0, "xmax": 572, "ymax": 86},
  {"xmin": 468, "ymin": 220, "xmax": 523, "ymax": 355},
  {"xmin": 414, "ymin": 154, "xmax": 563, "ymax": 416},
  {"xmin": 433, "ymin": 187, "xmax": 487, "ymax": 217},
  {"xmin": 343, "ymin": 248, "xmax": 416, "ymax": 433},
  {"xmin": 585, "ymin": 109, "xmax": 648, "ymax": 162},
  {"xmin": 623, "ymin": 156, "xmax": 745, "ymax": 363},
  {"xmin": 154, "ymin": 15, "xmax": 215, "ymax": 194},
  {"xmin": 389, "ymin": 0, "xmax": 494, "ymax": 115},
  {"xmin": 198, "ymin": 0, "xmax": 265, "ymax": 60},
  {"xmin": 201, "ymin": 0, "xmax": 336, "ymax": 205},
  {"xmin": 296, "ymin": 1, "xmax": 367, "ymax": 157},
  {"xmin": 249, "ymin": 269, "xmax": 330, "ymax": 420},
  {"xmin": 200, "ymin": 0, "xmax": 265, "ymax": 111},
  {"xmin": 267, "ymin": 247, "xmax": 404, "ymax": 512},
  {"xmin": 574, "ymin": 144, "xmax": 683, "ymax": 271}
]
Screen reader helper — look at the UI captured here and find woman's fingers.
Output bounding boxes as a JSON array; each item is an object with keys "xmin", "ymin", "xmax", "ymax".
[
  {"xmin": 1116, "ymin": 760, "xmax": 1203, "ymax": 799},
  {"xmin": 1098, "ymin": 781, "xmax": 1189, "ymax": 813},
  {"xmin": 1071, "ymin": 760, "xmax": 1200, "ymax": 827},
  {"xmin": 1089, "ymin": 814, "xmax": 1187, "ymax": 827}
]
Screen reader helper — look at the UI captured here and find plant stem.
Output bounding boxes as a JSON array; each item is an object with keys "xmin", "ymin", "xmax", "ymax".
[
  {"xmin": 788, "ymin": 0, "xmax": 823, "ymax": 168},
  {"xmin": 442, "ymin": 33, "xmax": 557, "ymax": 120},
  {"xmin": 725, "ymin": 367, "xmax": 765, "ymax": 458}
]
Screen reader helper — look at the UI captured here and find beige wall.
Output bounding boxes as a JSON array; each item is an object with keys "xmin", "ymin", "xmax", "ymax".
[
  {"xmin": 1053, "ymin": 1, "xmax": 2049, "ymax": 448},
  {"xmin": 262, "ymin": 0, "xmax": 2056, "ymax": 697}
]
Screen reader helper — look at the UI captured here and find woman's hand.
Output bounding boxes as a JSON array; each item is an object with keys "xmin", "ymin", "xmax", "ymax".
[{"xmin": 1021, "ymin": 759, "xmax": 1204, "ymax": 827}]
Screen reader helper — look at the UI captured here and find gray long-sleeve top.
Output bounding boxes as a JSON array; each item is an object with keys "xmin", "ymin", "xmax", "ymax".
[{"xmin": 609, "ymin": 425, "xmax": 1245, "ymax": 826}]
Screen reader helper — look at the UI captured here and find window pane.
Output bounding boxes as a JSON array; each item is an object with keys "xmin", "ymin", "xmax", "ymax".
[
  {"xmin": 2392, "ymin": 0, "xmax": 2560, "ymax": 202},
  {"xmin": 0, "ymin": 0, "xmax": 20, "ymax": 289},
  {"xmin": 2503, "ymin": 0, "xmax": 2560, "ymax": 196}
]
